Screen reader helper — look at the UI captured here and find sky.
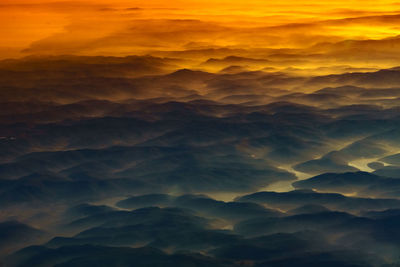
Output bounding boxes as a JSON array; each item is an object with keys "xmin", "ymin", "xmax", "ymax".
[
  {"xmin": 1, "ymin": 0, "xmax": 400, "ymax": 70},
  {"xmin": 4, "ymin": 2, "xmax": 400, "ymax": 265}
]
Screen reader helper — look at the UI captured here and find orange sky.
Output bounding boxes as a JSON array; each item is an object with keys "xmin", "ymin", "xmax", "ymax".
[{"xmin": 1, "ymin": 0, "xmax": 400, "ymax": 70}]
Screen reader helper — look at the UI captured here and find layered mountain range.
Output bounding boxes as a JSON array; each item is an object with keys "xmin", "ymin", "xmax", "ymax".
[{"xmin": 1, "ymin": 54, "xmax": 400, "ymax": 266}]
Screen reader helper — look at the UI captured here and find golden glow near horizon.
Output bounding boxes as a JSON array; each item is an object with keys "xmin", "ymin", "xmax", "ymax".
[{"xmin": 1, "ymin": 0, "xmax": 400, "ymax": 70}]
